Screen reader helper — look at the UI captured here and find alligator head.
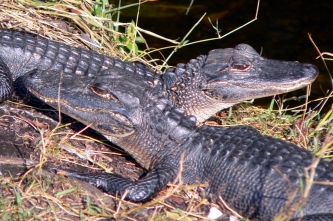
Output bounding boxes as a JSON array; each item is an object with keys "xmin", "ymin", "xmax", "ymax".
[
  {"xmin": 24, "ymin": 68, "xmax": 197, "ymax": 169},
  {"xmin": 164, "ymin": 43, "xmax": 319, "ymax": 121}
]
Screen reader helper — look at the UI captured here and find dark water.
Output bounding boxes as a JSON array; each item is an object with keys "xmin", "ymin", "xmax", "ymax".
[{"xmin": 117, "ymin": 0, "xmax": 332, "ymax": 105}]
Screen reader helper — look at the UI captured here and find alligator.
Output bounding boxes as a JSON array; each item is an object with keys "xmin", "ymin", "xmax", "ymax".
[
  {"xmin": 24, "ymin": 67, "xmax": 333, "ymax": 220},
  {"xmin": 0, "ymin": 28, "xmax": 319, "ymax": 122}
]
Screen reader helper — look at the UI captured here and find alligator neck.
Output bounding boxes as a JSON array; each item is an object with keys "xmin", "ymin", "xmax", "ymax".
[
  {"xmin": 162, "ymin": 56, "xmax": 235, "ymax": 122},
  {"xmin": 109, "ymin": 99, "xmax": 198, "ymax": 169}
]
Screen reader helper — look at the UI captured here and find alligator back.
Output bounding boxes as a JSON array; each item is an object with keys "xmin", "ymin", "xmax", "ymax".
[
  {"xmin": 182, "ymin": 125, "xmax": 333, "ymax": 220},
  {"xmin": 0, "ymin": 29, "xmax": 156, "ymax": 101},
  {"xmin": 0, "ymin": 29, "xmax": 126, "ymax": 78}
]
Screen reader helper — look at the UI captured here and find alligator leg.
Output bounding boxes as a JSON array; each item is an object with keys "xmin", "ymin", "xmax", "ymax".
[{"xmin": 54, "ymin": 166, "xmax": 177, "ymax": 202}]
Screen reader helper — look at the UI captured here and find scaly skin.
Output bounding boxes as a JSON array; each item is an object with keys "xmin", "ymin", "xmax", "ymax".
[
  {"xmin": 0, "ymin": 29, "xmax": 318, "ymax": 122},
  {"xmin": 0, "ymin": 29, "xmax": 149, "ymax": 101},
  {"xmin": 24, "ymin": 67, "xmax": 332, "ymax": 221}
]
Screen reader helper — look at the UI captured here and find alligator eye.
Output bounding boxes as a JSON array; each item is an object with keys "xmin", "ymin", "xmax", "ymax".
[
  {"xmin": 230, "ymin": 62, "xmax": 251, "ymax": 71},
  {"xmin": 90, "ymin": 83, "xmax": 118, "ymax": 101}
]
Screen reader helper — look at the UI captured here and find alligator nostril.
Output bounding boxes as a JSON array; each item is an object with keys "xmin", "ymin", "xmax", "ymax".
[
  {"xmin": 301, "ymin": 64, "xmax": 319, "ymax": 77},
  {"xmin": 26, "ymin": 69, "xmax": 40, "ymax": 79},
  {"xmin": 304, "ymin": 64, "xmax": 312, "ymax": 70}
]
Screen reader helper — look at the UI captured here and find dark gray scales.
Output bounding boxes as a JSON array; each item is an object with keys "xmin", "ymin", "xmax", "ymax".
[{"xmin": 24, "ymin": 63, "xmax": 332, "ymax": 220}]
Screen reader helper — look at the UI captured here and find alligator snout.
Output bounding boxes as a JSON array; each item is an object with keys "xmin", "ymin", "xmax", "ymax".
[
  {"xmin": 27, "ymin": 69, "xmax": 39, "ymax": 79},
  {"xmin": 301, "ymin": 63, "xmax": 319, "ymax": 78}
]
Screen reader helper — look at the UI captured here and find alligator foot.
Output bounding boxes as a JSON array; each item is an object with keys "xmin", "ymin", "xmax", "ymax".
[{"xmin": 52, "ymin": 166, "xmax": 177, "ymax": 202}]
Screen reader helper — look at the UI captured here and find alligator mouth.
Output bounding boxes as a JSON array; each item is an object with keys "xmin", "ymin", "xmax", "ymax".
[
  {"xmin": 26, "ymin": 87, "xmax": 59, "ymax": 104},
  {"xmin": 27, "ymin": 87, "xmax": 135, "ymax": 137},
  {"xmin": 27, "ymin": 86, "xmax": 108, "ymax": 112},
  {"xmin": 205, "ymin": 76, "xmax": 317, "ymax": 91}
]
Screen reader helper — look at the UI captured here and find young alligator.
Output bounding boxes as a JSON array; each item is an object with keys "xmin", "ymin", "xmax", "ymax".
[
  {"xmin": 0, "ymin": 29, "xmax": 318, "ymax": 122},
  {"xmin": 24, "ymin": 68, "xmax": 333, "ymax": 220}
]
